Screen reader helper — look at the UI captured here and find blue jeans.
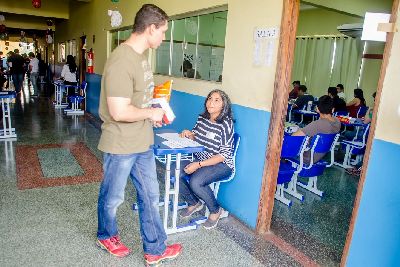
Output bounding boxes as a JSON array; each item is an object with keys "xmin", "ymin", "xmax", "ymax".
[
  {"xmin": 97, "ymin": 149, "xmax": 167, "ymax": 255},
  {"xmin": 12, "ymin": 74, "xmax": 24, "ymax": 93},
  {"xmin": 30, "ymin": 72, "xmax": 39, "ymax": 95},
  {"xmin": 179, "ymin": 160, "xmax": 232, "ymax": 213}
]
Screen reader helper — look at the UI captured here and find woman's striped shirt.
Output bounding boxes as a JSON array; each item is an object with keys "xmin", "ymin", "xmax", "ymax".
[{"xmin": 192, "ymin": 115, "xmax": 235, "ymax": 170}]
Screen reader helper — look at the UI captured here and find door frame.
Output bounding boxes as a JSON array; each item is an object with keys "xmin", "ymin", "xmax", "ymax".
[{"xmin": 255, "ymin": 0, "xmax": 399, "ymax": 265}]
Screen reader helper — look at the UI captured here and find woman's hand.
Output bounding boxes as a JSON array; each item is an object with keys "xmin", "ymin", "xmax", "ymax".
[
  {"xmin": 180, "ymin": 130, "xmax": 195, "ymax": 140},
  {"xmin": 184, "ymin": 162, "xmax": 201, "ymax": 174}
]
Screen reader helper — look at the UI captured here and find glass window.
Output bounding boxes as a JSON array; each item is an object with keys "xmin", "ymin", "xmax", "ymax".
[
  {"xmin": 58, "ymin": 43, "xmax": 66, "ymax": 62},
  {"xmin": 155, "ymin": 10, "xmax": 227, "ymax": 82},
  {"xmin": 109, "ymin": 28, "xmax": 132, "ymax": 52}
]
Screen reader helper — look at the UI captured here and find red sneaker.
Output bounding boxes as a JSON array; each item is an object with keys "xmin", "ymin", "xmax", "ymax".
[
  {"xmin": 97, "ymin": 235, "xmax": 131, "ymax": 257},
  {"xmin": 144, "ymin": 244, "xmax": 182, "ymax": 265}
]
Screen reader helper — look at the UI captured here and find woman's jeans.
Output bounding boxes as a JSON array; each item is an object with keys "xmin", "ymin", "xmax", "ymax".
[
  {"xmin": 179, "ymin": 161, "xmax": 232, "ymax": 214},
  {"xmin": 97, "ymin": 149, "xmax": 167, "ymax": 255}
]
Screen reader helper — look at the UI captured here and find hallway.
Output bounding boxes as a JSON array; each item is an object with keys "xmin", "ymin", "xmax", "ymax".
[{"xmin": 0, "ymin": 82, "xmax": 301, "ymax": 267}]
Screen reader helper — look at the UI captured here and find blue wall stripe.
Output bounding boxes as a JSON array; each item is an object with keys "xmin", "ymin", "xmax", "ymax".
[
  {"xmin": 347, "ymin": 139, "xmax": 400, "ymax": 267},
  {"xmin": 85, "ymin": 73, "xmax": 101, "ymax": 118}
]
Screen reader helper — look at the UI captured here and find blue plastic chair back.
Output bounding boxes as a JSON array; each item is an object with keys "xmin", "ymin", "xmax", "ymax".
[
  {"xmin": 334, "ymin": 110, "xmax": 349, "ymax": 117},
  {"xmin": 281, "ymin": 135, "xmax": 307, "ymax": 159},
  {"xmin": 357, "ymin": 106, "xmax": 369, "ymax": 118},
  {"xmin": 81, "ymin": 81, "xmax": 87, "ymax": 90},
  {"xmin": 310, "ymin": 133, "xmax": 338, "ymax": 154}
]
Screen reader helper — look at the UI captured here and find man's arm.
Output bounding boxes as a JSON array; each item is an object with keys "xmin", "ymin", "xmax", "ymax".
[
  {"xmin": 107, "ymin": 97, "xmax": 164, "ymax": 122},
  {"xmin": 292, "ymin": 129, "xmax": 306, "ymax": 136}
]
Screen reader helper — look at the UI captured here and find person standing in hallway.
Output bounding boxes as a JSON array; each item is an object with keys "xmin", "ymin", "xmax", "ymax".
[
  {"xmin": 7, "ymin": 49, "xmax": 25, "ymax": 94},
  {"xmin": 96, "ymin": 4, "xmax": 182, "ymax": 265},
  {"xmin": 28, "ymin": 52, "xmax": 39, "ymax": 97}
]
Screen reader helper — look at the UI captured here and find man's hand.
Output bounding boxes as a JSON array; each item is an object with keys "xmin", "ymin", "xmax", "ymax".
[{"xmin": 150, "ymin": 108, "xmax": 164, "ymax": 122}]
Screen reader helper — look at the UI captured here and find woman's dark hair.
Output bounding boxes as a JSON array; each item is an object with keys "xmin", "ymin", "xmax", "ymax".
[
  {"xmin": 317, "ymin": 95, "xmax": 334, "ymax": 114},
  {"xmin": 132, "ymin": 4, "xmax": 169, "ymax": 33},
  {"xmin": 66, "ymin": 55, "xmax": 77, "ymax": 73},
  {"xmin": 328, "ymin": 86, "xmax": 338, "ymax": 97},
  {"xmin": 201, "ymin": 89, "xmax": 234, "ymax": 123},
  {"xmin": 354, "ymin": 88, "xmax": 366, "ymax": 105}
]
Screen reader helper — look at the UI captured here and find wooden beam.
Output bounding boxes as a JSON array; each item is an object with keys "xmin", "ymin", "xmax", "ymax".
[
  {"xmin": 362, "ymin": 54, "xmax": 383, "ymax": 59},
  {"xmin": 256, "ymin": 0, "xmax": 300, "ymax": 234},
  {"xmin": 340, "ymin": 0, "xmax": 400, "ymax": 265}
]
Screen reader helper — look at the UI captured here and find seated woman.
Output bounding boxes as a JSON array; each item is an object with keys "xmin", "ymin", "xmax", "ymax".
[
  {"xmin": 178, "ymin": 89, "xmax": 235, "ymax": 229},
  {"xmin": 346, "ymin": 88, "xmax": 366, "ymax": 117}
]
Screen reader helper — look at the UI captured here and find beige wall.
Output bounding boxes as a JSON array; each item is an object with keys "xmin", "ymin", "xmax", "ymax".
[
  {"xmin": 56, "ymin": 0, "xmax": 283, "ymax": 111},
  {"xmin": 297, "ymin": 8, "xmax": 362, "ymax": 36},
  {"xmin": 303, "ymin": 0, "xmax": 392, "ymax": 17},
  {"xmin": 374, "ymin": 3, "xmax": 400, "ymax": 144}
]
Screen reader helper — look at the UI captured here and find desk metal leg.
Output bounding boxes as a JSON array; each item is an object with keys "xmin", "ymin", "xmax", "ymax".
[
  {"xmin": 0, "ymin": 99, "xmax": 17, "ymax": 139},
  {"xmin": 163, "ymin": 153, "xmax": 197, "ymax": 235}
]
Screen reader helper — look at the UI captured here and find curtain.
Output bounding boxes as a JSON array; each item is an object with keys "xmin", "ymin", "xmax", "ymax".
[
  {"xmin": 291, "ymin": 36, "xmax": 363, "ymax": 99},
  {"xmin": 330, "ymin": 37, "xmax": 363, "ymax": 99},
  {"xmin": 291, "ymin": 38, "xmax": 309, "ymax": 84}
]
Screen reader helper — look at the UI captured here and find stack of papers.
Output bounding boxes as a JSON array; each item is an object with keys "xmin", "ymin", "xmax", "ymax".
[{"xmin": 157, "ymin": 133, "xmax": 201, "ymax": 148}]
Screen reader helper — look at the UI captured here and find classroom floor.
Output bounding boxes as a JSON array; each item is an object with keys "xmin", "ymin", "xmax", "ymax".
[
  {"xmin": 271, "ymin": 155, "xmax": 359, "ymax": 266},
  {"xmin": 0, "ymin": 81, "xmax": 313, "ymax": 267}
]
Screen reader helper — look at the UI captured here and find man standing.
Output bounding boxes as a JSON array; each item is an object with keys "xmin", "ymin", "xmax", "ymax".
[
  {"xmin": 8, "ymin": 49, "xmax": 25, "ymax": 93},
  {"xmin": 28, "ymin": 52, "xmax": 39, "ymax": 97},
  {"xmin": 289, "ymin": 80, "xmax": 300, "ymax": 99},
  {"xmin": 96, "ymin": 4, "xmax": 182, "ymax": 265}
]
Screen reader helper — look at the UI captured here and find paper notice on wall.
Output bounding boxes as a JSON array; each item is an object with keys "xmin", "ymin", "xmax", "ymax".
[{"xmin": 253, "ymin": 39, "xmax": 275, "ymax": 67}]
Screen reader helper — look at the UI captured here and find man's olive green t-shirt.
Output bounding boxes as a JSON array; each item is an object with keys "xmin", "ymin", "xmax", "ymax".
[{"xmin": 98, "ymin": 44, "xmax": 155, "ymax": 154}]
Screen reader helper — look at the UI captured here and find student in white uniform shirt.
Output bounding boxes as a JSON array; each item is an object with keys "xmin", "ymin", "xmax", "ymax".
[
  {"xmin": 61, "ymin": 55, "xmax": 78, "ymax": 107},
  {"xmin": 28, "ymin": 52, "xmax": 39, "ymax": 97},
  {"xmin": 336, "ymin": 83, "xmax": 346, "ymax": 101}
]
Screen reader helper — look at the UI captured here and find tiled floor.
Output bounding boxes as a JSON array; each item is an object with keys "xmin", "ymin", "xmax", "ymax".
[
  {"xmin": 1, "ymin": 81, "xmax": 359, "ymax": 266},
  {"xmin": 0, "ymin": 82, "xmax": 305, "ymax": 266}
]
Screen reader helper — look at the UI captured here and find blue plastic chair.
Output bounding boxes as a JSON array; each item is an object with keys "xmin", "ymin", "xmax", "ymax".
[
  {"xmin": 335, "ymin": 123, "xmax": 370, "ymax": 168},
  {"xmin": 356, "ymin": 106, "xmax": 369, "ymax": 118},
  {"xmin": 275, "ymin": 135, "xmax": 309, "ymax": 206},
  {"xmin": 190, "ymin": 133, "xmax": 241, "ymax": 224},
  {"xmin": 66, "ymin": 81, "xmax": 87, "ymax": 116},
  {"xmin": 286, "ymin": 133, "xmax": 339, "ymax": 198}
]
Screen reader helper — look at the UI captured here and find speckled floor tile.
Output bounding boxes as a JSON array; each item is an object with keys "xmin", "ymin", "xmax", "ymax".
[
  {"xmin": 1, "ymin": 83, "xmax": 317, "ymax": 266},
  {"xmin": 271, "ymin": 165, "xmax": 359, "ymax": 266},
  {"xmin": 37, "ymin": 148, "xmax": 84, "ymax": 178}
]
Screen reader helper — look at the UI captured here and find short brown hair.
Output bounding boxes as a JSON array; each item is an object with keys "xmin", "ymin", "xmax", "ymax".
[{"xmin": 132, "ymin": 4, "xmax": 169, "ymax": 33}]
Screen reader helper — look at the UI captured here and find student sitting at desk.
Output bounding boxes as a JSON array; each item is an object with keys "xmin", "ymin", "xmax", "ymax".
[
  {"xmin": 292, "ymin": 85, "xmax": 314, "ymax": 110},
  {"xmin": 179, "ymin": 89, "xmax": 234, "ymax": 229},
  {"xmin": 328, "ymin": 86, "xmax": 347, "ymax": 113},
  {"xmin": 292, "ymin": 95, "xmax": 341, "ymax": 163}
]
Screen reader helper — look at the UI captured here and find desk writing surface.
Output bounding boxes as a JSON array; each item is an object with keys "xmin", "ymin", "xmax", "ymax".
[{"xmin": 153, "ymin": 129, "xmax": 204, "ymax": 156}]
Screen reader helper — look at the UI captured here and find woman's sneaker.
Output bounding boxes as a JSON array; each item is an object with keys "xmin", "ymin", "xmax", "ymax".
[
  {"xmin": 97, "ymin": 235, "xmax": 131, "ymax": 257},
  {"xmin": 144, "ymin": 243, "xmax": 182, "ymax": 266},
  {"xmin": 179, "ymin": 202, "xmax": 204, "ymax": 218},
  {"xmin": 203, "ymin": 208, "xmax": 223, "ymax": 230}
]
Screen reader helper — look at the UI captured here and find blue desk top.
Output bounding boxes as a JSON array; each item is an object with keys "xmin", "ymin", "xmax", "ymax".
[
  {"xmin": 0, "ymin": 91, "xmax": 16, "ymax": 98},
  {"xmin": 153, "ymin": 129, "xmax": 205, "ymax": 156}
]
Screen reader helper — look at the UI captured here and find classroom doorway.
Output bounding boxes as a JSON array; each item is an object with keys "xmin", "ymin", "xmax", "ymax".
[{"xmin": 256, "ymin": 0, "xmax": 397, "ymax": 266}]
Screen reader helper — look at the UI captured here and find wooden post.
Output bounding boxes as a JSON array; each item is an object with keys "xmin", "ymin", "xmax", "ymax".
[{"xmin": 256, "ymin": 0, "xmax": 300, "ymax": 234}]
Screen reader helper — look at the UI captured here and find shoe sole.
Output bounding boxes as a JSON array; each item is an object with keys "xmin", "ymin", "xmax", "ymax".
[
  {"xmin": 145, "ymin": 249, "xmax": 182, "ymax": 266},
  {"xmin": 96, "ymin": 240, "xmax": 130, "ymax": 258}
]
